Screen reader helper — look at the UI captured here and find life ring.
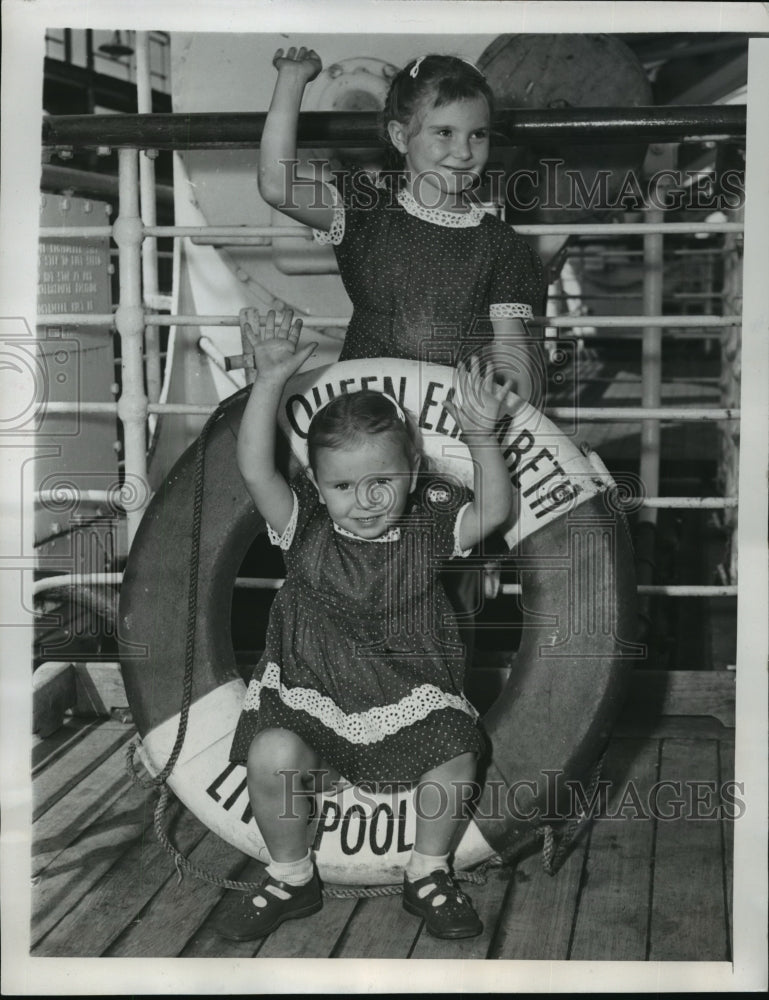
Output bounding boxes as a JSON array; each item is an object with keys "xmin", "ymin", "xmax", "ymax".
[{"xmin": 119, "ymin": 359, "xmax": 638, "ymax": 884}]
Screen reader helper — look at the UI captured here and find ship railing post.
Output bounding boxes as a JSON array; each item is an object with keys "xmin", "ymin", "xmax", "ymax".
[
  {"xmin": 633, "ymin": 203, "xmax": 665, "ymax": 643},
  {"xmin": 114, "ymin": 147, "xmax": 148, "ymax": 545},
  {"xmin": 136, "ymin": 30, "xmax": 162, "ymax": 422},
  {"xmin": 640, "ymin": 204, "xmax": 664, "ymax": 527}
]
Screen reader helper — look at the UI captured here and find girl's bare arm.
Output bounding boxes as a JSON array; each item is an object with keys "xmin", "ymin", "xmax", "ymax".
[
  {"xmin": 442, "ymin": 355, "xmax": 515, "ymax": 550},
  {"xmin": 489, "ymin": 316, "xmax": 544, "ymax": 404},
  {"xmin": 258, "ymin": 47, "xmax": 336, "ymax": 231},
  {"xmin": 236, "ymin": 309, "xmax": 317, "ymax": 535}
]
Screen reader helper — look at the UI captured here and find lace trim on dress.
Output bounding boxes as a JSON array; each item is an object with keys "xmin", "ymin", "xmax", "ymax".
[
  {"xmin": 311, "ymin": 182, "xmax": 345, "ymax": 246},
  {"xmin": 243, "ymin": 661, "xmax": 479, "ymax": 744},
  {"xmin": 489, "ymin": 302, "xmax": 534, "ymax": 319},
  {"xmin": 332, "ymin": 495, "xmax": 469, "ymax": 550},
  {"xmin": 333, "ymin": 523, "xmax": 401, "ymax": 543},
  {"xmin": 453, "ymin": 502, "xmax": 473, "ymax": 558},
  {"xmin": 266, "ymin": 489, "xmax": 299, "ymax": 551},
  {"xmin": 397, "ymin": 187, "xmax": 485, "ymax": 228}
]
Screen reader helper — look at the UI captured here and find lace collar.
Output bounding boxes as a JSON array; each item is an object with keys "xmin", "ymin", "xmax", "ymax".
[
  {"xmin": 396, "ymin": 186, "xmax": 485, "ymax": 228},
  {"xmin": 333, "ymin": 522, "xmax": 401, "ymax": 543}
]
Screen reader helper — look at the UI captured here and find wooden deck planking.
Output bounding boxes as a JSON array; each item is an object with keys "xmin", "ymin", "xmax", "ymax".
[
  {"xmin": 31, "ymin": 778, "xmax": 156, "ymax": 947},
  {"xmin": 104, "ymin": 830, "xmax": 251, "ymax": 957},
  {"xmin": 569, "ymin": 738, "xmax": 658, "ymax": 960},
  {"xmin": 613, "ymin": 713, "xmax": 732, "ymax": 742},
  {"xmin": 32, "ymin": 741, "xmax": 141, "ymax": 877},
  {"xmin": 330, "ymin": 891, "xmax": 422, "ymax": 958},
  {"xmin": 648, "ymin": 738, "xmax": 729, "ymax": 961},
  {"xmin": 32, "ymin": 717, "xmax": 100, "ymax": 773},
  {"xmin": 489, "ymin": 835, "xmax": 588, "ymax": 960},
  {"xmin": 32, "ymin": 719, "xmax": 134, "ymax": 821},
  {"xmin": 34, "ymin": 800, "xmax": 209, "ymax": 957},
  {"xmin": 256, "ymin": 894, "xmax": 360, "ymax": 959},
  {"xmin": 29, "ymin": 716, "xmax": 735, "ymax": 961}
]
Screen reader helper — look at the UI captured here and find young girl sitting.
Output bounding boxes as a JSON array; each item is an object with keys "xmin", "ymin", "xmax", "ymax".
[
  {"xmin": 258, "ymin": 46, "xmax": 544, "ymax": 375},
  {"xmin": 218, "ymin": 310, "xmax": 515, "ymax": 942}
]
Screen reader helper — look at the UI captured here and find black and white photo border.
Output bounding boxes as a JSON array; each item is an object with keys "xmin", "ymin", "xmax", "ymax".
[{"xmin": 1, "ymin": 1, "xmax": 767, "ymax": 994}]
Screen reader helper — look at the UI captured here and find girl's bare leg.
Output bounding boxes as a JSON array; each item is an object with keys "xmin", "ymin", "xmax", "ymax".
[
  {"xmin": 403, "ymin": 752, "xmax": 483, "ymax": 938},
  {"xmin": 218, "ymin": 726, "xmax": 335, "ymax": 940},
  {"xmin": 413, "ymin": 752, "xmax": 477, "ymax": 858},
  {"xmin": 247, "ymin": 726, "xmax": 339, "ymax": 862}
]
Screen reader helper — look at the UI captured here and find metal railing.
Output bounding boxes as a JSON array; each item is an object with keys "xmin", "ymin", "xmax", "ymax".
[{"xmin": 37, "ymin": 100, "xmax": 745, "ymax": 599}]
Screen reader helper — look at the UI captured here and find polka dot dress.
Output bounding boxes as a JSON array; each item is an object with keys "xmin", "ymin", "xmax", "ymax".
[
  {"xmin": 229, "ymin": 474, "xmax": 486, "ymax": 785},
  {"xmin": 314, "ymin": 180, "xmax": 546, "ymax": 365}
]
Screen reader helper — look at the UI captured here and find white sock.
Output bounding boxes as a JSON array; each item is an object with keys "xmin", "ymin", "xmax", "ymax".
[
  {"xmin": 405, "ymin": 849, "xmax": 450, "ymax": 883},
  {"xmin": 266, "ymin": 850, "xmax": 314, "ymax": 887}
]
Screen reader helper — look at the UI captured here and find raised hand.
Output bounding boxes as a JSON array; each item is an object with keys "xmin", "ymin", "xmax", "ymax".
[
  {"xmin": 236, "ymin": 307, "xmax": 315, "ymax": 532},
  {"xmin": 239, "ymin": 307, "xmax": 316, "ymax": 388},
  {"xmin": 443, "ymin": 353, "xmax": 517, "ymax": 549},
  {"xmin": 272, "ymin": 46, "xmax": 322, "ymax": 84},
  {"xmin": 442, "ymin": 352, "xmax": 515, "ymax": 438}
]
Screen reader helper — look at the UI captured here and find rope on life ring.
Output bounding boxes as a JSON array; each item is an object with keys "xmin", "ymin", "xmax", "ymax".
[
  {"xmin": 127, "ymin": 758, "xmax": 606, "ymax": 895},
  {"xmin": 120, "ymin": 359, "xmax": 638, "ymax": 890},
  {"xmin": 126, "ymin": 406, "xmax": 221, "ymax": 791}
]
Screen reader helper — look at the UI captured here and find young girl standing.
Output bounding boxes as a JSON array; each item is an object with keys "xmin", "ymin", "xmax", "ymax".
[
  {"xmin": 258, "ymin": 47, "xmax": 545, "ymax": 375},
  {"xmin": 218, "ymin": 311, "xmax": 515, "ymax": 942},
  {"xmin": 257, "ymin": 46, "xmax": 546, "ymax": 680}
]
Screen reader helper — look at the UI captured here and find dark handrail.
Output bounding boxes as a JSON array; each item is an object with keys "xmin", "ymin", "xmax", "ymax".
[{"xmin": 42, "ymin": 106, "xmax": 747, "ymax": 151}]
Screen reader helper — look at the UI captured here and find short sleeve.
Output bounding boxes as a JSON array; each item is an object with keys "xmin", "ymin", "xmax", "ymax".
[
  {"xmin": 265, "ymin": 473, "xmax": 321, "ymax": 552},
  {"xmin": 311, "ymin": 172, "xmax": 385, "ymax": 249},
  {"xmin": 452, "ymin": 502, "xmax": 474, "ymax": 558},
  {"xmin": 414, "ymin": 477, "xmax": 475, "ymax": 561},
  {"xmin": 311, "ymin": 181, "xmax": 345, "ymax": 246},
  {"xmin": 266, "ymin": 490, "xmax": 298, "ymax": 550},
  {"xmin": 487, "ymin": 226, "xmax": 546, "ymax": 321}
]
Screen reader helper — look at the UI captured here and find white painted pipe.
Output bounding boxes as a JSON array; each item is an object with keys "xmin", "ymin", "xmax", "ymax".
[
  {"xmin": 37, "ymin": 399, "xmax": 741, "ymax": 422},
  {"xmin": 148, "ymin": 225, "xmax": 318, "ymax": 238},
  {"xmin": 29, "ymin": 482, "xmax": 734, "ymax": 512},
  {"xmin": 641, "ymin": 497, "xmax": 738, "ymax": 508},
  {"xmin": 533, "ymin": 315, "xmax": 740, "ymax": 328},
  {"xmin": 233, "ymin": 578, "xmax": 285, "ymax": 590},
  {"xmin": 639, "ymin": 207, "xmax": 664, "ymax": 527},
  {"xmin": 149, "ymin": 221, "xmax": 742, "ymax": 237},
  {"xmin": 30, "ymin": 486, "xmax": 734, "ymax": 511},
  {"xmin": 39, "ymin": 221, "xmax": 743, "ymax": 241},
  {"xmin": 190, "ymin": 236, "xmax": 302, "ymax": 246},
  {"xmin": 41, "ymin": 402, "xmax": 118, "ymax": 413},
  {"xmin": 40, "ymin": 222, "xmax": 744, "ymax": 240},
  {"xmin": 144, "ymin": 292, "xmax": 173, "ymax": 310},
  {"xmin": 567, "ymin": 248, "xmax": 725, "ymax": 259},
  {"xmin": 38, "ymin": 226, "xmax": 113, "ymax": 238},
  {"xmin": 36, "ymin": 489, "xmax": 121, "ymax": 506},
  {"xmin": 114, "ymin": 148, "xmax": 149, "ymax": 544},
  {"xmin": 197, "ymin": 336, "xmax": 243, "ymax": 388},
  {"xmin": 546, "ymin": 406, "xmax": 738, "ymax": 421},
  {"xmin": 30, "ymin": 572, "xmax": 737, "ymax": 599},
  {"xmin": 37, "ymin": 314, "xmax": 116, "ymax": 326},
  {"xmin": 512, "ymin": 222, "xmax": 743, "ymax": 236},
  {"xmin": 38, "ymin": 400, "xmax": 741, "ymax": 421},
  {"xmin": 33, "ymin": 573, "xmax": 124, "ymax": 596},
  {"xmin": 32, "ymin": 320, "xmax": 738, "ymax": 343},
  {"xmin": 135, "ymin": 313, "xmax": 746, "ymax": 328},
  {"xmin": 500, "ymin": 583, "xmax": 738, "ymax": 597},
  {"xmin": 135, "ymin": 30, "xmax": 162, "ymax": 410}
]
